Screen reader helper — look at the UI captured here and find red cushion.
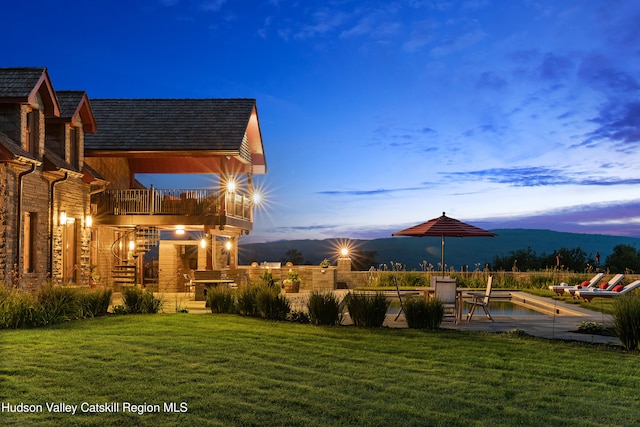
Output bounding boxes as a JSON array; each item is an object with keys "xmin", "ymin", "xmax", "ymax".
[
  {"xmin": 612, "ymin": 285, "xmax": 624, "ymax": 292},
  {"xmin": 581, "ymin": 281, "xmax": 590, "ymax": 287},
  {"xmin": 599, "ymin": 282, "xmax": 609, "ymax": 289}
]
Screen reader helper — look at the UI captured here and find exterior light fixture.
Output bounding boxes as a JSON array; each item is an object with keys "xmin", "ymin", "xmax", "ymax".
[
  {"xmin": 200, "ymin": 238, "xmax": 207, "ymax": 249},
  {"xmin": 176, "ymin": 225, "xmax": 185, "ymax": 235},
  {"xmin": 129, "ymin": 240, "xmax": 135, "ymax": 251},
  {"xmin": 341, "ymin": 247, "xmax": 349, "ymax": 257},
  {"xmin": 59, "ymin": 211, "xmax": 67, "ymax": 225},
  {"xmin": 252, "ymin": 191, "xmax": 262, "ymax": 205},
  {"xmin": 85, "ymin": 215, "xmax": 93, "ymax": 228},
  {"xmin": 225, "ymin": 240, "xmax": 232, "ymax": 251},
  {"xmin": 227, "ymin": 180, "xmax": 236, "ymax": 193}
]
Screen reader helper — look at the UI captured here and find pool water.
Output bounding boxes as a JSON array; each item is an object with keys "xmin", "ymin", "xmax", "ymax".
[{"xmin": 388, "ymin": 298, "xmax": 546, "ymax": 316}]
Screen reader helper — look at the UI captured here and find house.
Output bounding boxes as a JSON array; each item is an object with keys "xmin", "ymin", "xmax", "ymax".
[
  {"xmin": 0, "ymin": 68, "xmax": 98, "ymax": 289},
  {"xmin": 0, "ymin": 67, "xmax": 267, "ymax": 291}
]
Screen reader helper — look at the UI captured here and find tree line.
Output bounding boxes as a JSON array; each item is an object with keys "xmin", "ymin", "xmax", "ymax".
[
  {"xmin": 278, "ymin": 244, "xmax": 640, "ymax": 273},
  {"xmin": 491, "ymin": 244, "xmax": 640, "ymax": 273}
]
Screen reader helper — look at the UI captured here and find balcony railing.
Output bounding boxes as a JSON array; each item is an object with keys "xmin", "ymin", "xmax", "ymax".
[{"xmin": 94, "ymin": 188, "xmax": 253, "ymax": 221}]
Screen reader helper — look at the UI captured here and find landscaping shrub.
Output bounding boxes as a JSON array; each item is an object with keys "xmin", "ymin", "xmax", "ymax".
[
  {"xmin": 0, "ymin": 287, "xmax": 38, "ymax": 329},
  {"xmin": 345, "ymin": 292, "xmax": 390, "ymax": 328},
  {"xmin": 79, "ymin": 288, "xmax": 112, "ymax": 318},
  {"xmin": 307, "ymin": 291, "xmax": 342, "ymax": 326},
  {"xmin": 36, "ymin": 284, "xmax": 82, "ymax": 325},
  {"xmin": 1, "ymin": 286, "xmax": 113, "ymax": 328},
  {"xmin": 237, "ymin": 284, "xmax": 260, "ymax": 317},
  {"xmin": 403, "ymin": 296, "xmax": 444, "ymax": 330},
  {"xmin": 256, "ymin": 286, "xmax": 290, "ymax": 321},
  {"xmin": 121, "ymin": 286, "xmax": 163, "ymax": 314},
  {"xmin": 612, "ymin": 294, "xmax": 640, "ymax": 351},
  {"xmin": 207, "ymin": 287, "xmax": 236, "ymax": 314}
]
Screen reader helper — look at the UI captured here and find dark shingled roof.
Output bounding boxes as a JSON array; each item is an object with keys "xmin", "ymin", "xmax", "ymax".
[
  {"xmin": 43, "ymin": 151, "xmax": 81, "ymax": 174},
  {"xmin": 0, "ymin": 131, "xmax": 38, "ymax": 163},
  {"xmin": 0, "ymin": 67, "xmax": 47, "ymax": 98},
  {"xmin": 85, "ymin": 98, "xmax": 257, "ymax": 152},
  {"xmin": 56, "ymin": 91, "xmax": 87, "ymax": 118}
]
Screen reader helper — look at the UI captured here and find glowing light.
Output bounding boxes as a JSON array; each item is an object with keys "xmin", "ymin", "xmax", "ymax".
[
  {"xmin": 341, "ymin": 247, "xmax": 349, "ymax": 257},
  {"xmin": 252, "ymin": 191, "xmax": 262, "ymax": 205},
  {"xmin": 225, "ymin": 240, "xmax": 232, "ymax": 251},
  {"xmin": 129, "ymin": 240, "xmax": 135, "ymax": 251},
  {"xmin": 59, "ymin": 211, "xmax": 67, "ymax": 225},
  {"xmin": 176, "ymin": 225, "xmax": 185, "ymax": 235},
  {"xmin": 85, "ymin": 215, "xmax": 92, "ymax": 228},
  {"xmin": 200, "ymin": 238, "xmax": 207, "ymax": 249},
  {"xmin": 227, "ymin": 179, "xmax": 236, "ymax": 193}
]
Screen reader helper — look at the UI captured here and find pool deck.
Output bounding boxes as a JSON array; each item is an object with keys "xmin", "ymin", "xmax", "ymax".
[{"xmin": 115, "ymin": 290, "xmax": 620, "ymax": 346}]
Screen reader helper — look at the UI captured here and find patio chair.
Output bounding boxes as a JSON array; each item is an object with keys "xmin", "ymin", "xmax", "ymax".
[
  {"xmin": 548, "ymin": 272, "xmax": 604, "ymax": 296},
  {"xmin": 465, "ymin": 275, "xmax": 493, "ymax": 321},
  {"xmin": 433, "ymin": 277, "xmax": 460, "ymax": 323},
  {"xmin": 565, "ymin": 273, "xmax": 624, "ymax": 297},
  {"xmin": 575, "ymin": 279, "xmax": 640, "ymax": 302}
]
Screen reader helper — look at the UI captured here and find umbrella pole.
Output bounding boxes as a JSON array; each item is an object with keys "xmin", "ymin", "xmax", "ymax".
[{"xmin": 441, "ymin": 235, "xmax": 445, "ymax": 277}]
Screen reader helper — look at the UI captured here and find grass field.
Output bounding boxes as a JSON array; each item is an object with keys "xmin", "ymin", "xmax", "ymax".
[{"xmin": 1, "ymin": 314, "xmax": 639, "ymax": 426}]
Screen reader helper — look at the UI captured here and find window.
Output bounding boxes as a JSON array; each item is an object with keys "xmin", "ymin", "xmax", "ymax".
[
  {"xmin": 26, "ymin": 110, "xmax": 40, "ymax": 156},
  {"xmin": 69, "ymin": 126, "xmax": 79, "ymax": 168},
  {"xmin": 62, "ymin": 218, "xmax": 78, "ymax": 283},
  {"xmin": 24, "ymin": 212, "xmax": 36, "ymax": 273}
]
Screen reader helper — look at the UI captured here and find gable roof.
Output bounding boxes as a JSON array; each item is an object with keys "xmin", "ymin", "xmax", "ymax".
[
  {"xmin": 0, "ymin": 67, "xmax": 60, "ymax": 116},
  {"xmin": 0, "ymin": 131, "xmax": 40, "ymax": 164},
  {"xmin": 85, "ymin": 98, "xmax": 266, "ymax": 175},
  {"xmin": 43, "ymin": 151, "xmax": 82, "ymax": 176},
  {"xmin": 54, "ymin": 90, "xmax": 97, "ymax": 133}
]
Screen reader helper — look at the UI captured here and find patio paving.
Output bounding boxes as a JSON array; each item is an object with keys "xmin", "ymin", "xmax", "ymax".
[{"xmin": 115, "ymin": 290, "xmax": 621, "ymax": 346}]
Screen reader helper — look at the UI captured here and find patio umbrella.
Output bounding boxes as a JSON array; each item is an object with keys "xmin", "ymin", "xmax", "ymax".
[{"xmin": 392, "ymin": 212, "xmax": 497, "ymax": 276}]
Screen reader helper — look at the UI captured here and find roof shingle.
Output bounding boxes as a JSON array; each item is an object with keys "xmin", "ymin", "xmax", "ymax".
[{"xmin": 85, "ymin": 98, "xmax": 257, "ymax": 152}]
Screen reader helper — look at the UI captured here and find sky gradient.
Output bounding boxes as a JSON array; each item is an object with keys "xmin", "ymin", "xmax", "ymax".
[{"xmin": 4, "ymin": 0, "xmax": 640, "ymax": 242}]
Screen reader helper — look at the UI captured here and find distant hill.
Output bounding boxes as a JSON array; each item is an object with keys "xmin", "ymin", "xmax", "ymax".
[{"xmin": 239, "ymin": 229, "xmax": 640, "ymax": 271}]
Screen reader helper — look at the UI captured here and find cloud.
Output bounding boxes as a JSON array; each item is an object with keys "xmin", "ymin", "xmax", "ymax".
[
  {"xmin": 580, "ymin": 101, "xmax": 640, "ymax": 152},
  {"xmin": 402, "ymin": 19, "xmax": 436, "ymax": 52},
  {"xmin": 577, "ymin": 54, "xmax": 640, "ymax": 92},
  {"xmin": 317, "ymin": 185, "xmax": 428, "ymax": 196},
  {"xmin": 445, "ymin": 166, "xmax": 640, "ymax": 187},
  {"xmin": 473, "ymin": 200, "xmax": 640, "ymax": 238},
  {"xmin": 430, "ymin": 19, "xmax": 486, "ymax": 56},
  {"xmin": 200, "ymin": 0, "xmax": 226, "ymax": 12},
  {"xmin": 538, "ymin": 53, "xmax": 574, "ymax": 81},
  {"xmin": 476, "ymin": 71, "xmax": 507, "ymax": 90}
]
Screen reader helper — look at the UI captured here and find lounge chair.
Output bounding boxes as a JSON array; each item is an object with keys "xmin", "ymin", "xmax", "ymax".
[
  {"xmin": 575, "ymin": 280, "xmax": 640, "ymax": 302},
  {"xmin": 465, "ymin": 275, "xmax": 493, "ymax": 322},
  {"xmin": 565, "ymin": 273, "xmax": 624, "ymax": 297},
  {"xmin": 548, "ymin": 272, "xmax": 604, "ymax": 296}
]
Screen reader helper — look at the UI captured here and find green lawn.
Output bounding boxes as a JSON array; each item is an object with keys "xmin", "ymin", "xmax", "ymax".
[{"xmin": 1, "ymin": 314, "xmax": 639, "ymax": 426}]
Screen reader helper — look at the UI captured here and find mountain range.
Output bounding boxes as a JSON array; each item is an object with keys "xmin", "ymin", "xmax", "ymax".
[{"xmin": 239, "ymin": 229, "xmax": 640, "ymax": 271}]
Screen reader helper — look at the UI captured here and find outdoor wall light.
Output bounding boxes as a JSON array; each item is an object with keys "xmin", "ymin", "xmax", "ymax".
[
  {"xmin": 85, "ymin": 215, "xmax": 93, "ymax": 228},
  {"xmin": 225, "ymin": 240, "xmax": 232, "ymax": 251},
  {"xmin": 175, "ymin": 225, "xmax": 185, "ymax": 235},
  {"xmin": 341, "ymin": 247, "xmax": 349, "ymax": 257},
  {"xmin": 59, "ymin": 211, "xmax": 67, "ymax": 225},
  {"xmin": 200, "ymin": 238, "xmax": 207, "ymax": 249},
  {"xmin": 128, "ymin": 240, "xmax": 135, "ymax": 251},
  {"xmin": 227, "ymin": 180, "xmax": 236, "ymax": 193}
]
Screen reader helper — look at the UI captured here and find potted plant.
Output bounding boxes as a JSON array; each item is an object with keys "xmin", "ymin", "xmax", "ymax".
[
  {"xmin": 283, "ymin": 269, "xmax": 301, "ymax": 293},
  {"xmin": 320, "ymin": 258, "xmax": 331, "ymax": 268}
]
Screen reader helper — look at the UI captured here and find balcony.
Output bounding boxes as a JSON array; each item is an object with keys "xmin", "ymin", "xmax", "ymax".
[{"xmin": 93, "ymin": 188, "xmax": 253, "ymax": 229}]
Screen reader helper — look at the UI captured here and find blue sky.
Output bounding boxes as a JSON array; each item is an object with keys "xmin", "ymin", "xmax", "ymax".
[{"xmin": 4, "ymin": 0, "xmax": 640, "ymax": 242}]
